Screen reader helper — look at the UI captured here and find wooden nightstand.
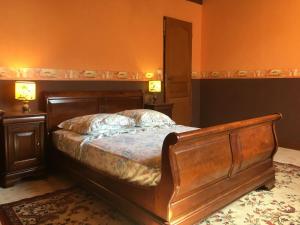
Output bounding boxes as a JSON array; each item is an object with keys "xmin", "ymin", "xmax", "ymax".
[
  {"xmin": 144, "ymin": 103, "xmax": 173, "ymax": 118},
  {"xmin": 0, "ymin": 111, "xmax": 46, "ymax": 187}
]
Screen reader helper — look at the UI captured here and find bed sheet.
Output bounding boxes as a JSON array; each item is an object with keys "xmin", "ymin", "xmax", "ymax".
[{"xmin": 53, "ymin": 125, "xmax": 198, "ymax": 186}]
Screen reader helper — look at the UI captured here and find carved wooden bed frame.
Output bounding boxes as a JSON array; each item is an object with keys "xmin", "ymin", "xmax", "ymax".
[{"xmin": 44, "ymin": 90, "xmax": 282, "ymax": 225}]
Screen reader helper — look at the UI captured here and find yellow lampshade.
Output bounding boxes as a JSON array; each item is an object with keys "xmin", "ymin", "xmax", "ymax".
[
  {"xmin": 15, "ymin": 81, "xmax": 36, "ymax": 101},
  {"xmin": 148, "ymin": 80, "xmax": 161, "ymax": 93}
]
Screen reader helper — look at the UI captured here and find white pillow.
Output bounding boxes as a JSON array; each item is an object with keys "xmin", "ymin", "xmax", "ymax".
[
  {"xmin": 58, "ymin": 113, "xmax": 135, "ymax": 134},
  {"xmin": 117, "ymin": 109, "xmax": 175, "ymax": 127}
]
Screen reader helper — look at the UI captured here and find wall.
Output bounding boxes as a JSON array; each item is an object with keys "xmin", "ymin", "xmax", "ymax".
[
  {"xmin": 192, "ymin": 80, "xmax": 201, "ymax": 127},
  {"xmin": 0, "ymin": 80, "xmax": 201, "ymax": 127},
  {"xmin": 0, "ymin": 80, "xmax": 146, "ymax": 111},
  {"xmin": 202, "ymin": 0, "xmax": 300, "ymax": 71},
  {"xmin": 0, "ymin": 0, "xmax": 201, "ymax": 73},
  {"xmin": 200, "ymin": 0, "xmax": 300, "ymax": 149},
  {"xmin": 0, "ymin": 0, "xmax": 202, "ymax": 126},
  {"xmin": 200, "ymin": 79, "xmax": 300, "ymax": 150}
]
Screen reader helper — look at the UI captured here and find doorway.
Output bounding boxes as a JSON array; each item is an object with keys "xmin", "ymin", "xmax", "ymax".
[{"xmin": 163, "ymin": 17, "xmax": 192, "ymax": 126}]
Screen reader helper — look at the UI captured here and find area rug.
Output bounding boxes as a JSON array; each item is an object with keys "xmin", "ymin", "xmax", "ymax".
[{"xmin": 0, "ymin": 162, "xmax": 299, "ymax": 225}]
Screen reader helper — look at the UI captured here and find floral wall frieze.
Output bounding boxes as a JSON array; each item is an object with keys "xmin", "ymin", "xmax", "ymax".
[
  {"xmin": 192, "ymin": 69, "xmax": 300, "ymax": 79},
  {"xmin": 4, "ymin": 67, "xmax": 298, "ymax": 81},
  {"xmin": 0, "ymin": 67, "xmax": 163, "ymax": 81}
]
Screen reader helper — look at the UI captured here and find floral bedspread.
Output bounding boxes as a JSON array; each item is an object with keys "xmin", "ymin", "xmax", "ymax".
[{"xmin": 53, "ymin": 125, "xmax": 198, "ymax": 186}]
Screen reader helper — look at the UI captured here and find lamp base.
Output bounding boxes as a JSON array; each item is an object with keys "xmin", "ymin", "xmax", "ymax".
[
  {"xmin": 151, "ymin": 95, "xmax": 157, "ymax": 104},
  {"xmin": 22, "ymin": 101, "xmax": 31, "ymax": 113}
]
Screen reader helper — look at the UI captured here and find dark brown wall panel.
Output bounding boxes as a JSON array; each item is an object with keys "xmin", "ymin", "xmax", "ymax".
[
  {"xmin": 0, "ymin": 81, "xmax": 146, "ymax": 112},
  {"xmin": 192, "ymin": 80, "xmax": 201, "ymax": 127},
  {"xmin": 200, "ymin": 79, "xmax": 300, "ymax": 150}
]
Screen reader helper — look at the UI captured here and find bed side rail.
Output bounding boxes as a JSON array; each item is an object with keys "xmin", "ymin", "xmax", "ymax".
[{"xmin": 158, "ymin": 113, "xmax": 281, "ymax": 223}]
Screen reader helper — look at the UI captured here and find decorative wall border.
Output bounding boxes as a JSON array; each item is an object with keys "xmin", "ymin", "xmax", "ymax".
[
  {"xmin": 192, "ymin": 69, "xmax": 300, "ymax": 79},
  {"xmin": 2, "ymin": 67, "xmax": 299, "ymax": 81},
  {"xmin": 0, "ymin": 67, "xmax": 163, "ymax": 81}
]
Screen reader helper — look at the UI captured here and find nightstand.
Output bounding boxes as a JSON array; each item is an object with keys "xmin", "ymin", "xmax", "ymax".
[
  {"xmin": 144, "ymin": 103, "xmax": 173, "ymax": 118},
  {"xmin": 0, "ymin": 111, "xmax": 46, "ymax": 187}
]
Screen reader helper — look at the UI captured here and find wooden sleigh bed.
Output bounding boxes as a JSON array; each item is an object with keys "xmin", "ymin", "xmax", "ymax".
[{"xmin": 44, "ymin": 90, "xmax": 281, "ymax": 225}]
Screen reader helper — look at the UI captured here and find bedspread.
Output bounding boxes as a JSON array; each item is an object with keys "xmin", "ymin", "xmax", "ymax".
[{"xmin": 53, "ymin": 125, "xmax": 198, "ymax": 186}]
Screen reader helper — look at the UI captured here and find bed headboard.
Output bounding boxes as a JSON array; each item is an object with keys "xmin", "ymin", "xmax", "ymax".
[{"xmin": 44, "ymin": 90, "xmax": 144, "ymax": 133}]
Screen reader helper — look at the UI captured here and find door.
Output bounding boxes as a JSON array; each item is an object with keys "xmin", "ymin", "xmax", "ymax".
[{"xmin": 164, "ymin": 17, "xmax": 192, "ymax": 126}]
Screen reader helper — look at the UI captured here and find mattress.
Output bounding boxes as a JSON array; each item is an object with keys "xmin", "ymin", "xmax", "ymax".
[{"xmin": 52, "ymin": 125, "xmax": 198, "ymax": 186}]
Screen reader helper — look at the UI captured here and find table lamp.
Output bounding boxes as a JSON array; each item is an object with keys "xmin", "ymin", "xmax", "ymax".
[
  {"xmin": 15, "ymin": 81, "xmax": 36, "ymax": 112},
  {"xmin": 148, "ymin": 80, "xmax": 161, "ymax": 104}
]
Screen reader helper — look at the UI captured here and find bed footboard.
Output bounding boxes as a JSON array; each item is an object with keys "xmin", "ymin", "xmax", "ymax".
[{"xmin": 156, "ymin": 113, "xmax": 281, "ymax": 225}]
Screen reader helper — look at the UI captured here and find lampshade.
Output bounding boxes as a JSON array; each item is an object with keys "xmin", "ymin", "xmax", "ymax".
[
  {"xmin": 15, "ymin": 81, "xmax": 36, "ymax": 101},
  {"xmin": 148, "ymin": 80, "xmax": 161, "ymax": 93}
]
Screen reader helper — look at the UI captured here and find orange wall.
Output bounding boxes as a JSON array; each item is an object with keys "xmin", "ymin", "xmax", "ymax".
[
  {"xmin": 0, "ymin": 0, "xmax": 202, "ymax": 73},
  {"xmin": 202, "ymin": 0, "xmax": 300, "ymax": 71}
]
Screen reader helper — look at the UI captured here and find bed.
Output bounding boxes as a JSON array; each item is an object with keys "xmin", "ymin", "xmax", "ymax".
[{"xmin": 44, "ymin": 90, "xmax": 282, "ymax": 225}]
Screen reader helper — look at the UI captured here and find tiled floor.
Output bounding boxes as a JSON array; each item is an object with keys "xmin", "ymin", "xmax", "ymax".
[
  {"xmin": 274, "ymin": 147, "xmax": 300, "ymax": 166},
  {"xmin": 0, "ymin": 173, "xmax": 73, "ymax": 204},
  {"xmin": 0, "ymin": 147, "xmax": 299, "ymax": 205}
]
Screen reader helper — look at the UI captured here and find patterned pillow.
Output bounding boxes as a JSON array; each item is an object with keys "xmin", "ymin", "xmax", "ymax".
[
  {"xmin": 117, "ymin": 109, "xmax": 176, "ymax": 127},
  {"xmin": 58, "ymin": 113, "xmax": 136, "ymax": 134}
]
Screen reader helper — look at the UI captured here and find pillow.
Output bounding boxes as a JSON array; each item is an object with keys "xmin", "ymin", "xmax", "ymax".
[
  {"xmin": 117, "ymin": 109, "xmax": 175, "ymax": 127},
  {"xmin": 58, "ymin": 113, "xmax": 135, "ymax": 134}
]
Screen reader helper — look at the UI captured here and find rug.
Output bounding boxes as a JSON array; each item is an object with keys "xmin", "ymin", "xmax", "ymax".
[{"xmin": 0, "ymin": 162, "xmax": 299, "ymax": 225}]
